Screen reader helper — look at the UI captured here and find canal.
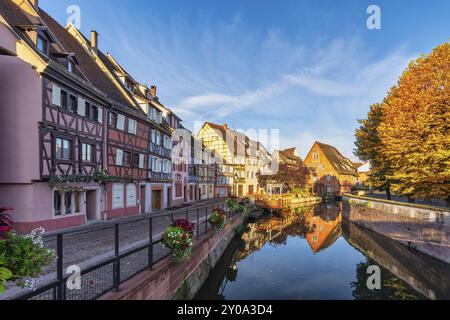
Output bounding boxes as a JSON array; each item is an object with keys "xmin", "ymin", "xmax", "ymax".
[{"xmin": 195, "ymin": 202, "xmax": 450, "ymax": 300}]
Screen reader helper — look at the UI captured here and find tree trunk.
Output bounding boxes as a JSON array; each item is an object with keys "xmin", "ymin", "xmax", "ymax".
[{"xmin": 386, "ymin": 186, "xmax": 391, "ymax": 201}]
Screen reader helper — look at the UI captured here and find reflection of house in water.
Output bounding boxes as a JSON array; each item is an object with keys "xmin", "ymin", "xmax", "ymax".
[
  {"xmin": 238, "ymin": 203, "xmax": 344, "ymax": 259},
  {"xmin": 305, "ymin": 204, "xmax": 342, "ymax": 253}
]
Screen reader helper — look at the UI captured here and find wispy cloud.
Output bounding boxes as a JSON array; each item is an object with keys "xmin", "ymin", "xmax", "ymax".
[{"xmin": 97, "ymin": 7, "xmax": 416, "ymax": 159}]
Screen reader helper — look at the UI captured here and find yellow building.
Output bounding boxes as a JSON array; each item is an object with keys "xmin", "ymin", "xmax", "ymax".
[{"xmin": 196, "ymin": 122, "xmax": 269, "ymax": 197}]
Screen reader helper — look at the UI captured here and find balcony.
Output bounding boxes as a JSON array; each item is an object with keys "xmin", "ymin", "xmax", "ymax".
[
  {"xmin": 148, "ymin": 171, "xmax": 171, "ymax": 181},
  {"xmin": 149, "ymin": 143, "xmax": 171, "ymax": 159}
]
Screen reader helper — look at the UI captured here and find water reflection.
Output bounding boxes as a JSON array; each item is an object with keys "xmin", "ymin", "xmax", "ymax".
[{"xmin": 196, "ymin": 202, "xmax": 450, "ymax": 300}]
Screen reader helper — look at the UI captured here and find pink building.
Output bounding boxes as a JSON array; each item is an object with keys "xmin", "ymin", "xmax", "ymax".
[{"xmin": 0, "ymin": 0, "xmax": 108, "ymax": 232}]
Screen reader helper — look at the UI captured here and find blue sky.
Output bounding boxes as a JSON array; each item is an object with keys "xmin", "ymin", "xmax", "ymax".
[{"xmin": 41, "ymin": 0, "xmax": 450, "ymax": 160}]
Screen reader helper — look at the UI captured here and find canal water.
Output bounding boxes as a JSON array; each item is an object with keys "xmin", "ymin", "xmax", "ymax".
[{"xmin": 195, "ymin": 202, "xmax": 450, "ymax": 300}]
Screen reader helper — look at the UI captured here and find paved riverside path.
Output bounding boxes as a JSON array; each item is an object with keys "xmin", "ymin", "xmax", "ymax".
[{"xmin": 2, "ymin": 198, "xmax": 226, "ymax": 300}]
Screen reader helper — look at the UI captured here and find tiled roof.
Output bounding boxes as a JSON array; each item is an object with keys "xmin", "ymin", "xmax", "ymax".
[
  {"xmin": 39, "ymin": 9, "xmax": 135, "ymax": 108},
  {"xmin": 279, "ymin": 148, "xmax": 301, "ymax": 163},
  {"xmin": 0, "ymin": 1, "xmax": 40, "ymax": 31},
  {"xmin": 316, "ymin": 142, "xmax": 357, "ymax": 176},
  {"xmin": 0, "ymin": 1, "xmax": 48, "ymax": 61}
]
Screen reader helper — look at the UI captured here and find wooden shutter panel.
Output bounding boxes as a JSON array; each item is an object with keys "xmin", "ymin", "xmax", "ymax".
[
  {"xmin": 78, "ymin": 98, "xmax": 86, "ymax": 116},
  {"xmin": 97, "ymin": 108, "xmax": 103, "ymax": 123},
  {"xmin": 139, "ymin": 154, "xmax": 144, "ymax": 169},
  {"xmin": 117, "ymin": 114, "xmax": 125, "ymax": 131},
  {"xmin": 128, "ymin": 119, "xmax": 136, "ymax": 134},
  {"xmin": 112, "ymin": 183, "xmax": 124, "ymax": 209},
  {"xmin": 126, "ymin": 184, "xmax": 136, "ymax": 207},
  {"xmin": 116, "ymin": 149, "xmax": 123, "ymax": 166},
  {"xmin": 52, "ymin": 85, "xmax": 61, "ymax": 107}
]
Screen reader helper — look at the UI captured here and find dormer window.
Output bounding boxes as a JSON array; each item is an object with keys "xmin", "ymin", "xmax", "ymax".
[
  {"xmin": 124, "ymin": 79, "xmax": 133, "ymax": 91},
  {"xmin": 37, "ymin": 35, "xmax": 48, "ymax": 55}
]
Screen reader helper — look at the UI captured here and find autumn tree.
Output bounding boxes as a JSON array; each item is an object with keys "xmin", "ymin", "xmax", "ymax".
[
  {"xmin": 356, "ymin": 41, "xmax": 450, "ymax": 203},
  {"xmin": 258, "ymin": 162, "xmax": 310, "ymax": 193},
  {"xmin": 354, "ymin": 103, "xmax": 393, "ymax": 200},
  {"xmin": 379, "ymin": 42, "xmax": 450, "ymax": 202}
]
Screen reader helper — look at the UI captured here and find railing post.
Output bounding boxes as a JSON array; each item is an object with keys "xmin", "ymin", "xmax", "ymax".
[
  {"xmin": 148, "ymin": 217, "xmax": 153, "ymax": 270},
  {"xmin": 196, "ymin": 208, "xmax": 200, "ymax": 239},
  {"xmin": 205, "ymin": 206, "xmax": 208, "ymax": 234},
  {"xmin": 56, "ymin": 234, "xmax": 64, "ymax": 300},
  {"xmin": 113, "ymin": 223, "xmax": 120, "ymax": 291}
]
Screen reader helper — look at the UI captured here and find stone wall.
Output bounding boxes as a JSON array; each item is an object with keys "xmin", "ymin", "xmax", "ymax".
[
  {"xmin": 100, "ymin": 213, "xmax": 246, "ymax": 300},
  {"xmin": 342, "ymin": 219, "xmax": 450, "ymax": 299},
  {"xmin": 342, "ymin": 195, "xmax": 450, "ymax": 263}
]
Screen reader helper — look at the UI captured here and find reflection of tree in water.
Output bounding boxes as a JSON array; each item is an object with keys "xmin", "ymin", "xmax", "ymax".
[
  {"xmin": 351, "ymin": 260, "xmax": 425, "ymax": 300},
  {"xmin": 268, "ymin": 214, "xmax": 312, "ymax": 246}
]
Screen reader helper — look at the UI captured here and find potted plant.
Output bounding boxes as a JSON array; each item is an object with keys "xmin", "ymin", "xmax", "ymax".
[
  {"xmin": 208, "ymin": 208, "xmax": 227, "ymax": 232},
  {"xmin": 0, "ymin": 227, "xmax": 56, "ymax": 292},
  {"xmin": 0, "ymin": 208, "xmax": 56, "ymax": 293},
  {"xmin": 162, "ymin": 219, "xmax": 195, "ymax": 263}
]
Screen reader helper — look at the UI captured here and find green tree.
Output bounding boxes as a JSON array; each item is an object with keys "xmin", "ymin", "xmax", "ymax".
[{"xmin": 354, "ymin": 103, "xmax": 393, "ymax": 199}]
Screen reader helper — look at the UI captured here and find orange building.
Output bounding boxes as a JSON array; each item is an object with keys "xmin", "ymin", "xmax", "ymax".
[
  {"xmin": 304, "ymin": 142, "xmax": 358, "ymax": 196},
  {"xmin": 304, "ymin": 205, "xmax": 342, "ymax": 253}
]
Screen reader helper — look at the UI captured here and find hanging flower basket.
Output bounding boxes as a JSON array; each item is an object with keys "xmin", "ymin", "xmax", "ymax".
[
  {"xmin": 162, "ymin": 219, "xmax": 195, "ymax": 263},
  {"xmin": 209, "ymin": 209, "xmax": 227, "ymax": 232}
]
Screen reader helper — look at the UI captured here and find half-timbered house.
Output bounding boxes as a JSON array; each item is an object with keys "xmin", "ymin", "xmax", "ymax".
[
  {"xmin": 0, "ymin": 1, "xmax": 108, "ymax": 232},
  {"xmin": 102, "ymin": 54, "xmax": 174, "ymax": 212},
  {"xmin": 60, "ymin": 25, "xmax": 152, "ymax": 219}
]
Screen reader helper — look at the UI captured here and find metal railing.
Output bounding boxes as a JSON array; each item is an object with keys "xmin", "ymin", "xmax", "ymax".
[{"xmin": 16, "ymin": 201, "xmax": 239, "ymax": 300}]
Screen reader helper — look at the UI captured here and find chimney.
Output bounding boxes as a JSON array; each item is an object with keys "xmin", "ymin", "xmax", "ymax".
[
  {"xmin": 150, "ymin": 85, "xmax": 157, "ymax": 97},
  {"xmin": 223, "ymin": 123, "xmax": 228, "ymax": 129},
  {"xmin": 90, "ymin": 30, "xmax": 98, "ymax": 52}
]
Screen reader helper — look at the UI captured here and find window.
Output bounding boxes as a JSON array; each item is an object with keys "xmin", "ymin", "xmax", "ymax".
[
  {"xmin": 55, "ymin": 137, "xmax": 72, "ymax": 160},
  {"xmin": 128, "ymin": 119, "xmax": 137, "ymax": 135},
  {"xmin": 313, "ymin": 152, "xmax": 319, "ymax": 160},
  {"xmin": 112, "ymin": 183, "xmax": 124, "ymax": 209},
  {"xmin": 69, "ymin": 95, "xmax": 78, "ymax": 113},
  {"xmin": 133, "ymin": 153, "xmax": 140, "ymax": 168},
  {"xmin": 123, "ymin": 151, "xmax": 131, "ymax": 166},
  {"xmin": 37, "ymin": 35, "xmax": 48, "ymax": 54},
  {"xmin": 327, "ymin": 175, "xmax": 332, "ymax": 182},
  {"xmin": 91, "ymin": 105, "xmax": 99, "ymax": 122},
  {"xmin": 64, "ymin": 192, "xmax": 72, "ymax": 214},
  {"xmin": 85, "ymin": 102, "xmax": 91, "ymax": 120},
  {"xmin": 54, "ymin": 190, "xmax": 62, "ymax": 216},
  {"xmin": 81, "ymin": 143, "xmax": 94, "ymax": 162},
  {"xmin": 109, "ymin": 112, "xmax": 118, "ymax": 128},
  {"xmin": 61, "ymin": 90, "xmax": 68, "ymax": 110},
  {"xmin": 126, "ymin": 184, "xmax": 136, "ymax": 207},
  {"xmin": 124, "ymin": 79, "xmax": 133, "ymax": 91}
]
